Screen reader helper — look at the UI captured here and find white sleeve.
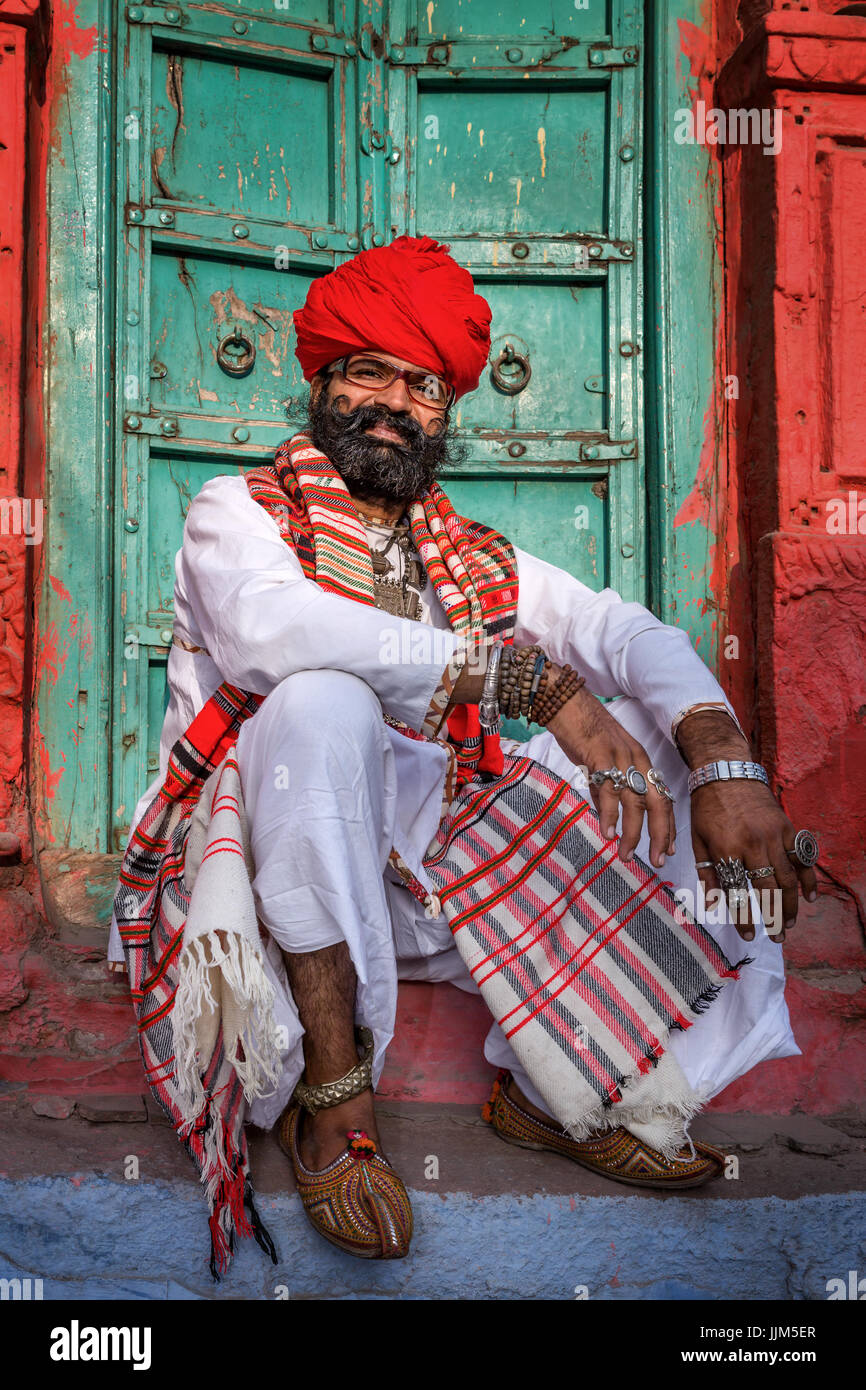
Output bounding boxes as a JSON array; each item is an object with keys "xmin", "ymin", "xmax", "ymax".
[
  {"xmin": 512, "ymin": 545, "xmax": 741, "ymax": 742},
  {"xmin": 174, "ymin": 474, "xmax": 462, "ymax": 732}
]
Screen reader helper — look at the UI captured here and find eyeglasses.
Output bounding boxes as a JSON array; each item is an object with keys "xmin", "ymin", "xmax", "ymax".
[{"xmin": 330, "ymin": 354, "xmax": 455, "ymax": 410}]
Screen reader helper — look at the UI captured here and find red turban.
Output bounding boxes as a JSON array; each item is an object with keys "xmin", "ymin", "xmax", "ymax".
[{"xmin": 293, "ymin": 235, "xmax": 492, "ymax": 400}]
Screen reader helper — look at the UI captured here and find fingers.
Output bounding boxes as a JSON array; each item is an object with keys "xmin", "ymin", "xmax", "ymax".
[
  {"xmin": 782, "ymin": 826, "xmax": 819, "ymax": 906},
  {"xmin": 619, "ymin": 790, "xmax": 669, "ymax": 869},
  {"xmin": 645, "ymin": 786, "xmax": 675, "ymax": 867},
  {"xmin": 692, "ymin": 825, "xmax": 722, "ymax": 917},
  {"xmin": 773, "ymin": 846, "xmax": 801, "ymax": 935},
  {"xmin": 593, "ymin": 781, "xmax": 671, "ymax": 871},
  {"xmin": 694, "ymin": 843, "xmax": 802, "ymax": 946},
  {"xmin": 691, "ymin": 826, "xmax": 756, "ymax": 941},
  {"xmin": 742, "ymin": 853, "xmax": 779, "ymax": 943},
  {"xmin": 590, "ymin": 782, "xmax": 621, "ymax": 843},
  {"xmin": 747, "ymin": 831, "xmax": 815, "ymax": 944},
  {"xmin": 618, "ymin": 792, "xmax": 648, "ymax": 863}
]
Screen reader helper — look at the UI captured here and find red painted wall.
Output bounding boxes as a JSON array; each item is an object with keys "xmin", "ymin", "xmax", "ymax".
[{"xmin": 711, "ymin": 1, "xmax": 866, "ymax": 1109}]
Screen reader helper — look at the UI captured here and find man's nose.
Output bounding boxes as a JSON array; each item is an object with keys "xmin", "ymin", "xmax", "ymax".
[{"xmin": 370, "ymin": 374, "xmax": 414, "ymax": 413}]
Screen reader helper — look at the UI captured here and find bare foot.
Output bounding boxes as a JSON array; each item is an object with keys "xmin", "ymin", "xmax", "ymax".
[{"xmin": 295, "ymin": 1089, "xmax": 382, "ymax": 1171}]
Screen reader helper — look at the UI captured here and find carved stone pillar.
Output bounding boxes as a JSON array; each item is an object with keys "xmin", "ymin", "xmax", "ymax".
[{"xmin": 717, "ymin": 9, "xmax": 866, "ymax": 1108}]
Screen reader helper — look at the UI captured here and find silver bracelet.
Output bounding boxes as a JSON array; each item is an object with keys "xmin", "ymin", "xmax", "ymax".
[
  {"xmin": 687, "ymin": 759, "xmax": 769, "ymax": 794},
  {"xmin": 478, "ymin": 640, "xmax": 504, "ymax": 734}
]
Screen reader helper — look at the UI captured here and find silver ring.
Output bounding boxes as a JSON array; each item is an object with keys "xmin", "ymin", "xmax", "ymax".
[
  {"xmin": 715, "ymin": 856, "xmax": 748, "ymax": 892},
  {"xmin": 745, "ymin": 866, "xmax": 774, "ymax": 880},
  {"xmin": 695, "ymin": 860, "xmax": 714, "ymax": 869},
  {"xmin": 590, "ymin": 766, "xmax": 624, "ymax": 789},
  {"xmin": 788, "ymin": 829, "xmax": 819, "ymax": 867},
  {"xmin": 647, "ymin": 767, "xmax": 675, "ymax": 803},
  {"xmin": 625, "ymin": 765, "xmax": 648, "ymax": 796}
]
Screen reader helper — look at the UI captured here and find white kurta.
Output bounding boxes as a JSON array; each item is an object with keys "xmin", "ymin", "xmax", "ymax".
[{"xmin": 108, "ymin": 474, "xmax": 798, "ymax": 1127}]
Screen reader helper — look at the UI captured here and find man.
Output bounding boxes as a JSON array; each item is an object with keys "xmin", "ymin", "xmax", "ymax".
[{"xmin": 111, "ymin": 236, "xmax": 817, "ymax": 1271}]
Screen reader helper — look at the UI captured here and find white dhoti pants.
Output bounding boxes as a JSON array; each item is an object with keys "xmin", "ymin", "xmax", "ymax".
[{"xmin": 235, "ymin": 669, "xmax": 798, "ymax": 1131}]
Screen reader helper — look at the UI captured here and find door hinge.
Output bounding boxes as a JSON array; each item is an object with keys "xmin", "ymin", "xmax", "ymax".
[
  {"xmin": 587, "ymin": 45, "xmax": 640, "ymax": 69},
  {"xmin": 580, "ymin": 439, "xmax": 637, "ymax": 462},
  {"xmin": 123, "ymin": 622, "xmax": 175, "ymax": 654},
  {"xmin": 309, "ymin": 30, "xmax": 358, "ymax": 58}
]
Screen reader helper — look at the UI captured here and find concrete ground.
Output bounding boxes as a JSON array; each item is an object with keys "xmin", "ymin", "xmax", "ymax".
[{"xmin": 1, "ymin": 1094, "xmax": 864, "ymax": 1301}]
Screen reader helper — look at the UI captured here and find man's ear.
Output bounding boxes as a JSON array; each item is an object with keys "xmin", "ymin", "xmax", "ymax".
[{"xmin": 309, "ymin": 373, "xmax": 326, "ymax": 407}]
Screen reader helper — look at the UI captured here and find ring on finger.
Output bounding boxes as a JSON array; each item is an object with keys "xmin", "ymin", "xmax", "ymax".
[
  {"xmin": 715, "ymin": 856, "xmax": 748, "ymax": 892},
  {"xmin": 625, "ymin": 765, "xmax": 648, "ymax": 796},
  {"xmin": 787, "ymin": 829, "xmax": 819, "ymax": 867},
  {"xmin": 591, "ymin": 766, "xmax": 627, "ymax": 792},
  {"xmin": 745, "ymin": 866, "xmax": 775, "ymax": 880},
  {"xmin": 590, "ymin": 766, "xmax": 617, "ymax": 788},
  {"xmin": 647, "ymin": 767, "xmax": 675, "ymax": 803}
]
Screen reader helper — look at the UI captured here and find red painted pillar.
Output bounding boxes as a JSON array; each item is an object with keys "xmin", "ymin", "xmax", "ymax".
[
  {"xmin": 718, "ymin": 9, "xmax": 866, "ymax": 1110},
  {"xmin": 0, "ymin": 0, "xmax": 40, "ymax": 859}
]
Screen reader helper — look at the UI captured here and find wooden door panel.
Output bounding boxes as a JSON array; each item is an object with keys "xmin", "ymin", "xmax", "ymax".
[
  {"xmin": 414, "ymin": 0, "xmax": 606, "ymax": 40},
  {"xmin": 145, "ymin": 453, "xmax": 246, "ymax": 617},
  {"xmin": 415, "ymin": 83, "xmax": 608, "ymax": 236},
  {"xmin": 149, "ymin": 253, "xmax": 313, "ymax": 419},
  {"xmin": 151, "ymin": 50, "xmax": 336, "ymax": 225},
  {"xmin": 446, "ymin": 477, "xmax": 608, "ymax": 585},
  {"xmin": 454, "ymin": 277, "xmax": 606, "ymax": 436}
]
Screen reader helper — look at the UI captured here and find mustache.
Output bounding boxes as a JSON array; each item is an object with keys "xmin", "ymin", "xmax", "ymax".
[{"xmin": 325, "ymin": 400, "xmax": 433, "ymax": 449}]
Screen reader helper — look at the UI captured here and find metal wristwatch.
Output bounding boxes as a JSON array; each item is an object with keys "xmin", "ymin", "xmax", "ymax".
[
  {"xmin": 687, "ymin": 759, "xmax": 769, "ymax": 794},
  {"xmin": 478, "ymin": 640, "xmax": 504, "ymax": 734}
]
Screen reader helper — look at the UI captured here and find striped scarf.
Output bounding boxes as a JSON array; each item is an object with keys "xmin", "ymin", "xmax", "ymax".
[{"xmin": 245, "ymin": 432, "xmax": 518, "ymax": 790}]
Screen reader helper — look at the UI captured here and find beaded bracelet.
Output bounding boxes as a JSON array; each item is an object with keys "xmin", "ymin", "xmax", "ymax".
[
  {"xmin": 498, "ymin": 645, "xmax": 518, "ymax": 716},
  {"xmin": 526, "ymin": 653, "xmax": 548, "ymax": 717},
  {"xmin": 496, "ymin": 644, "xmax": 556, "ymax": 721},
  {"xmin": 533, "ymin": 664, "xmax": 587, "ymax": 727},
  {"xmin": 507, "ymin": 645, "xmax": 545, "ymax": 719},
  {"xmin": 499, "ymin": 644, "xmax": 525, "ymax": 718}
]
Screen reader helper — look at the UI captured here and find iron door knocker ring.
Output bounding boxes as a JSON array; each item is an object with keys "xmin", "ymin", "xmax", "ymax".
[
  {"xmin": 491, "ymin": 342, "xmax": 532, "ymax": 395},
  {"xmin": 217, "ymin": 329, "xmax": 256, "ymax": 379}
]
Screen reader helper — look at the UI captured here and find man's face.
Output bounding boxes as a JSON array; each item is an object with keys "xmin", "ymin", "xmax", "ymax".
[{"xmin": 306, "ymin": 350, "xmax": 457, "ymax": 504}]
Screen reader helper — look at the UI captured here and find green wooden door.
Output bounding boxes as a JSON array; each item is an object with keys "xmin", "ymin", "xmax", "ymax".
[{"xmin": 112, "ymin": 0, "xmax": 644, "ymax": 847}]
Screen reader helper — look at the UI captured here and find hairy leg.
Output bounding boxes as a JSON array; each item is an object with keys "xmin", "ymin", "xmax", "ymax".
[{"xmin": 283, "ymin": 941, "xmax": 381, "ymax": 1169}]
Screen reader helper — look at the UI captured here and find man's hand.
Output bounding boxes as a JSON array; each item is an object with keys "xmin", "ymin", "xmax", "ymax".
[
  {"xmin": 675, "ymin": 709, "xmax": 818, "ymax": 943},
  {"xmin": 546, "ymin": 679, "xmax": 675, "ymax": 870}
]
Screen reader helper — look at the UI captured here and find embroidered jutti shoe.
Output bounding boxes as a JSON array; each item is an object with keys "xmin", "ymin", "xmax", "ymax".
[
  {"xmin": 279, "ymin": 1106, "xmax": 413, "ymax": 1259},
  {"xmin": 483, "ymin": 1070, "xmax": 726, "ymax": 1191}
]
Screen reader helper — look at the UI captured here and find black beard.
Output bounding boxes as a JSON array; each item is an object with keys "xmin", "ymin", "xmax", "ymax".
[{"xmin": 306, "ymin": 388, "xmax": 455, "ymax": 505}]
